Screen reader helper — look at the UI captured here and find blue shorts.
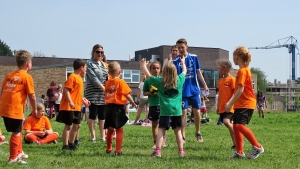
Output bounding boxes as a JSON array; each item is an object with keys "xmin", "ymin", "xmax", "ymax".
[{"xmin": 182, "ymin": 95, "xmax": 201, "ymax": 109}]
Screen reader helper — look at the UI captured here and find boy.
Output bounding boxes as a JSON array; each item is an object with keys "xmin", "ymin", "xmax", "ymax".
[
  {"xmin": 104, "ymin": 61, "xmax": 137, "ymax": 156},
  {"xmin": 0, "ymin": 50, "xmax": 37, "ymax": 164},
  {"xmin": 56, "ymin": 59, "xmax": 87, "ymax": 150},
  {"xmin": 172, "ymin": 38, "xmax": 209, "ymax": 143}
]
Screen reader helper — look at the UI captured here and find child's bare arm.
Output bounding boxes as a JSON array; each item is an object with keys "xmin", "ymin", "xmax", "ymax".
[
  {"xmin": 180, "ymin": 57, "xmax": 187, "ymax": 75},
  {"xmin": 28, "ymin": 93, "xmax": 37, "ymax": 116},
  {"xmin": 125, "ymin": 94, "xmax": 137, "ymax": 109},
  {"xmin": 64, "ymin": 87, "xmax": 74, "ymax": 109},
  {"xmin": 196, "ymin": 69, "xmax": 209, "ymax": 92},
  {"xmin": 140, "ymin": 58, "xmax": 150, "ymax": 78},
  {"xmin": 225, "ymin": 84, "xmax": 244, "ymax": 112}
]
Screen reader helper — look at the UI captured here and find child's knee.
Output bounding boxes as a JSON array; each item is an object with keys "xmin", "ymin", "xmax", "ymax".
[
  {"xmin": 0, "ymin": 135, "xmax": 5, "ymax": 141},
  {"xmin": 64, "ymin": 125, "xmax": 72, "ymax": 131}
]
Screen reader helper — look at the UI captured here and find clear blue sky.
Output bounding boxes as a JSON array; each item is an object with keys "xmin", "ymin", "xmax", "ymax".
[{"xmin": 1, "ymin": 0, "xmax": 300, "ymax": 83}]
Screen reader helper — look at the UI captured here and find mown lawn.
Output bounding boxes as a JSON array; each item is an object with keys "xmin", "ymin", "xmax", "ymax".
[{"xmin": 1, "ymin": 111, "xmax": 300, "ymax": 169}]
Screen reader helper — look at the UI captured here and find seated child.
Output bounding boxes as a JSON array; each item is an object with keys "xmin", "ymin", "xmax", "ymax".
[
  {"xmin": 0, "ymin": 128, "xmax": 8, "ymax": 145},
  {"xmin": 23, "ymin": 103, "xmax": 59, "ymax": 145}
]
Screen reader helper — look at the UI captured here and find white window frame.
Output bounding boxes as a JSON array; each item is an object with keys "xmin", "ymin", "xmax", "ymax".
[
  {"xmin": 252, "ymin": 80, "xmax": 255, "ymax": 91},
  {"xmin": 271, "ymin": 102, "xmax": 277, "ymax": 110},
  {"xmin": 120, "ymin": 69, "xmax": 140, "ymax": 83},
  {"xmin": 66, "ymin": 67, "xmax": 85, "ymax": 82}
]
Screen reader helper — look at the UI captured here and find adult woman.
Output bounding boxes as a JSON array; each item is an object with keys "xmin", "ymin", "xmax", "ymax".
[
  {"xmin": 257, "ymin": 91, "xmax": 267, "ymax": 118},
  {"xmin": 46, "ymin": 81, "xmax": 57, "ymax": 119},
  {"xmin": 85, "ymin": 44, "xmax": 108, "ymax": 142}
]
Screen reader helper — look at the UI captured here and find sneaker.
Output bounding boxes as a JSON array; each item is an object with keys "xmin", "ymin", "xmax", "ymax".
[
  {"xmin": 8, "ymin": 157, "xmax": 27, "ymax": 164},
  {"xmin": 18, "ymin": 151, "xmax": 28, "ymax": 159},
  {"xmin": 74, "ymin": 140, "xmax": 81, "ymax": 146},
  {"xmin": 115, "ymin": 152, "xmax": 124, "ymax": 156},
  {"xmin": 150, "ymin": 150, "xmax": 161, "ymax": 157},
  {"xmin": 231, "ymin": 145, "xmax": 236, "ymax": 150},
  {"xmin": 178, "ymin": 150, "xmax": 185, "ymax": 157},
  {"xmin": 91, "ymin": 138, "xmax": 96, "ymax": 143},
  {"xmin": 230, "ymin": 152, "xmax": 245, "ymax": 158},
  {"xmin": 195, "ymin": 133, "xmax": 203, "ymax": 142},
  {"xmin": 52, "ymin": 140, "xmax": 57, "ymax": 144},
  {"xmin": 262, "ymin": 114, "xmax": 265, "ymax": 118},
  {"xmin": 100, "ymin": 138, "xmax": 106, "ymax": 142},
  {"xmin": 0, "ymin": 141, "xmax": 8, "ymax": 145},
  {"xmin": 33, "ymin": 140, "xmax": 41, "ymax": 145},
  {"xmin": 62, "ymin": 145, "xmax": 70, "ymax": 150},
  {"xmin": 106, "ymin": 149, "xmax": 113, "ymax": 154},
  {"xmin": 247, "ymin": 145, "xmax": 264, "ymax": 159},
  {"xmin": 162, "ymin": 137, "xmax": 167, "ymax": 148},
  {"xmin": 68, "ymin": 144, "xmax": 77, "ymax": 150}
]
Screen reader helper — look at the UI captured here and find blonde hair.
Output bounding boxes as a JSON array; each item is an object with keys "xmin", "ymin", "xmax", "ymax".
[
  {"xmin": 37, "ymin": 103, "xmax": 45, "ymax": 112},
  {"xmin": 161, "ymin": 61, "xmax": 177, "ymax": 88},
  {"xmin": 216, "ymin": 59, "xmax": 232, "ymax": 72},
  {"xmin": 176, "ymin": 38, "xmax": 188, "ymax": 45},
  {"xmin": 108, "ymin": 61, "xmax": 120, "ymax": 75},
  {"xmin": 233, "ymin": 46, "xmax": 252, "ymax": 66},
  {"xmin": 15, "ymin": 50, "xmax": 32, "ymax": 67}
]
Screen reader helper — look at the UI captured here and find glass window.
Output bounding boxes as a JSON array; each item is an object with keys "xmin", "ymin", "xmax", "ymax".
[
  {"xmin": 123, "ymin": 70, "xmax": 131, "ymax": 78},
  {"xmin": 119, "ymin": 69, "xmax": 140, "ymax": 83},
  {"xmin": 200, "ymin": 69, "xmax": 219, "ymax": 88},
  {"xmin": 66, "ymin": 67, "xmax": 85, "ymax": 81}
]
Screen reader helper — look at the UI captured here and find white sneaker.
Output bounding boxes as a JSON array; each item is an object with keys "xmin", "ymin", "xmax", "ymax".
[
  {"xmin": 247, "ymin": 145, "xmax": 264, "ymax": 159},
  {"xmin": 18, "ymin": 151, "xmax": 28, "ymax": 159},
  {"xmin": 8, "ymin": 157, "xmax": 27, "ymax": 164},
  {"xmin": 0, "ymin": 141, "xmax": 8, "ymax": 145},
  {"xmin": 230, "ymin": 152, "xmax": 245, "ymax": 159}
]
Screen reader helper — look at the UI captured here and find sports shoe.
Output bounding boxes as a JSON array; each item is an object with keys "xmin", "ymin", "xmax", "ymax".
[
  {"xmin": 195, "ymin": 133, "xmax": 203, "ymax": 142},
  {"xmin": 62, "ymin": 145, "xmax": 70, "ymax": 150},
  {"xmin": 247, "ymin": 145, "xmax": 264, "ymax": 159},
  {"xmin": 8, "ymin": 157, "xmax": 27, "ymax": 164},
  {"xmin": 115, "ymin": 152, "xmax": 124, "ymax": 156},
  {"xmin": 33, "ymin": 140, "xmax": 41, "ymax": 145},
  {"xmin": 178, "ymin": 150, "xmax": 185, "ymax": 157},
  {"xmin": 262, "ymin": 114, "xmax": 265, "ymax": 118},
  {"xmin": 230, "ymin": 152, "xmax": 245, "ymax": 159},
  {"xmin": 52, "ymin": 140, "xmax": 57, "ymax": 144},
  {"xmin": 91, "ymin": 138, "xmax": 96, "ymax": 143},
  {"xmin": 106, "ymin": 149, "xmax": 113, "ymax": 154},
  {"xmin": 74, "ymin": 140, "xmax": 81, "ymax": 146},
  {"xmin": 100, "ymin": 138, "xmax": 106, "ymax": 142},
  {"xmin": 150, "ymin": 150, "xmax": 161, "ymax": 157},
  {"xmin": 18, "ymin": 151, "xmax": 28, "ymax": 159},
  {"xmin": 0, "ymin": 141, "xmax": 8, "ymax": 145},
  {"xmin": 162, "ymin": 137, "xmax": 167, "ymax": 148}
]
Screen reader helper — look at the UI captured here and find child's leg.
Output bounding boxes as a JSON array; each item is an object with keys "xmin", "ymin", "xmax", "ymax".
[
  {"xmin": 155, "ymin": 128, "xmax": 165, "ymax": 149},
  {"xmin": 235, "ymin": 124, "xmax": 260, "ymax": 148},
  {"xmin": 223, "ymin": 118, "xmax": 235, "ymax": 145},
  {"xmin": 69, "ymin": 124, "xmax": 80, "ymax": 144},
  {"xmin": 133, "ymin": 107, "xmax": 143, "ymax": 124},
  {"xmin": 115, "ymin": 128, "xmax": 124, "ymax": 153},
  {"xmin": 17, "ymin": 132, "xmax": 23, "ymax": 154},
  {"xmin": 181, "ymin": 109, "xmax": 187, "ymax": 139},
  {"xmin": 106, "ymin": 128, "xmax": 114, "ymax": 152},
  {"xmin": 98, "ymin": 120, "xmax": 105, "ymax": 140},
  {"xmin": 88, "ymin": 118, "xmax": 96, "ymax": 140},
  {"xmin": 62, "ymin": 125, "xmax": 72, "ymax": 146},
  {"xmin": 10, "ymin": 132, "xmax": 21, "ymax": 160},
  {"xmin": 173, "ymin": 127, "xmax": 184, "ymax": 151},
  {"xmin": 233, "ymin": 124, "xmax": 244, "ymax": 154},
  {"xmin": 151, "ymin": 120, "xmax": 159, "ymax": 145},
  {"xmin": 40, "ymin": 133, "xmax": 59, "ymax": 144},
  {"xmin": 145, "ymin": 105, "xmax": 149, "ymax": 123},
  {"xmin": 24, "ymin": 133, "xmax": 39, "ymax": 143}
]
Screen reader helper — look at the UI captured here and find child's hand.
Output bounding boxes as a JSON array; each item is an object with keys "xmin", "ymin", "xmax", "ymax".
[
  {"xmin": 224, "ymin": 102, "xmax": 232, "ymax": 112},
  {"xmin": 82, "ymin": 98, "xmax": 91, "ymax": 107},
  {"xmin": 140, "ymin": 58, "xmax": 148, "ymax": 67},
  {"xmin": 37, "ymin": 131, "xmax": 45, "ymax": 137},
  {"xmin": 179, "ymin": 56, "xmax": 186, "ymax": 63},
  {"xmin": 69, "ymin": 101, "xmax": 75, "ymax": 109}
]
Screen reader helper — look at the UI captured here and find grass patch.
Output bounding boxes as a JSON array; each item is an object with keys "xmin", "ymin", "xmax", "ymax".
[{"xmin": 1, "ymin": 111, "xmax": 300, "ymax": 168}]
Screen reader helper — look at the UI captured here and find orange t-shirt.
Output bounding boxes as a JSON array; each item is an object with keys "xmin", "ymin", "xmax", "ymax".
[
  {"xmin": 59, "ymin": 73, "xmax": 84, "ymax": 111},
  {"xmin": 105, "ymin": 77, "xmax": 131, "ymax": 105},
  {"xmin": 0, "ymin": 70, "xmax": 35, "ymax": 120},
  {"xmin": 23, "ymin": 116, "xmax": 51, "ymax": 131},
  {"xmin": 217, "ymin": 75, "xmax": 235, "ymax": 113},
  {"xmin": 234, "ymin": 66, "xmax": 256, "ymax": 109}
]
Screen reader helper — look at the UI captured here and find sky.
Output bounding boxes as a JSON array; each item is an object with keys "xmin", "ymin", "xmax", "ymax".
[{"xmin": 1, "ymin": 0, "xmax": 300, "ymax": 83}]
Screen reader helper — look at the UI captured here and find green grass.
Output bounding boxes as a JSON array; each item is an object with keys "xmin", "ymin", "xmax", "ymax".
[{"xmin": 1, "ymin": 111, "xmax": 300, "ymax": 169}]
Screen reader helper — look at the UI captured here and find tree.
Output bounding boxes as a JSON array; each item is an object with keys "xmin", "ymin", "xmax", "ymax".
[
  {"xmin": 0, "ymin": 39, "xmax": 13, "ymax": 56},
  {"xmin": 33, "ymin": 51, "xmax": 47, "ymax": 57},
  {"xmin": 268, "ymin": 93, "xmax": 274, "ymax": 109},
  {"xmin": 295, "ymin": 97, "xmax": 299, "ymax": 110},
  {"xmin": 295, "ymin": 77, "xmax": 300, "ymax": 84},
  {"xmin": 250, "ymin": 67, "xmax": 268, "ymax": 93}
]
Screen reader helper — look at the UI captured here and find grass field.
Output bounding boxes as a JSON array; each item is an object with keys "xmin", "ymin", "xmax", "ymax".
[{"xmin": 1, "ymin": 111, "xmax": 300, "ymax": 169}]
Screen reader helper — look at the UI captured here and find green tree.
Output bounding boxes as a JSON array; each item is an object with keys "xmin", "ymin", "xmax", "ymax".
[
  {"xmin": 0, "ymin": 39, "xmax": 13, "ymax": 56},
  {"xmin": 250, "ymin": 67, "xmax": 267, "ymax": 93},
  {"xmin": 268, "ymin": 93, "xmax": 274, "ymax": 108}
]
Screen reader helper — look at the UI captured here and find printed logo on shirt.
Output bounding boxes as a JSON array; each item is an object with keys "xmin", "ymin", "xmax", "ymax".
[
  {"xmin": 224, "ymin": 82, "xmax": 230, "ymax": 87},
  {"xmin": 164, "ymin": 88, "xmax": 179, "ymax": 98},
  {"xmin": 6, "ymin": 76, "xmax": 23, "ymax": 88},
  {"xmin": 106, "ymin": 85, "xmax": 116, "ymax": 97}
]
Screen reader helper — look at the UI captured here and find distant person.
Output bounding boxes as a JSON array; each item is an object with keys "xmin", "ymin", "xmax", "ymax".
[
  {"xmin": 46, "ymin": 81, "xmax": 57, "ymax": 119},
  {"xmin": 215, "ymin": 88, "xmax": 222, "ymax": 125},
  {"xmin": 200, "ymin": 96, "xmax": 209, "ymax": 120},
  {"xmin": 54, "ymin": 84, "xmax": 63, "ymax": 117},
  {"xmin": 38, "ymin": 95, "xmax": 45, "ymax": 104},
  {"xmin": 225, "ymin": 46, "xmax": 264, "ymax": 159},
  {"xmin": 0, "ymin": 50, "xmax": 37, "ymax": 164},
  {"xmin": 256, "ymin": 91, "xmax": 267, "ymax": 118},
  {"xmin": 133, "ymin": 76, "xmax": 149, "ymax": 124},
  {"xmin": 162, "ymin": 45, "xmax": 179, "ymax": 69}
]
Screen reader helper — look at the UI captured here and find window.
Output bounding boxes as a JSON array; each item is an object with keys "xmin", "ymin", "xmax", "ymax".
[
  {"xmin": 271, "ymin": 102, "xmax": 277, "ymax": 110},
  {"xmin": 66, "ymin": 67, "xmax": 85, "ymax": 81},
  {"xmin": 120, "ymin": 69, "xmax": 140, "ymax": 83},
  {"xmin": 252, "ymin": 80, "xmax": 255, "ymax": 90},
  {"xmin": 200, "ymin": 70, "xmax": 219, "ymax": 88}
]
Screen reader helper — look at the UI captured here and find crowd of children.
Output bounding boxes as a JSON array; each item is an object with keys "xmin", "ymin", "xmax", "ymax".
[{"xmin": 0, "ymin": 40, "xmax": 265, "ymax": 165}]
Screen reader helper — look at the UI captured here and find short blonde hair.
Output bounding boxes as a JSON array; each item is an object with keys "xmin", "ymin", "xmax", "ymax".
[
  {"xmin": 233, "ymin": 46, "xmax": 252, "ymax": 66},
  {"xmin": 176, "ymin": 38, "xmax": 188, "ymax": 45},
  {"xmin": 15, "ymin": 50, "xmax": 32, "ymax": 67},
  {"xmin": 37, "ymin": 103, "xmax": 45, "ymax": 112},
  {"xmin": 108, "ymin": 61, "xmax": 121, "ymax": 75},
  {"xmin": 216, "ymin": 59, "xmax": 232, "ymax": 71}
]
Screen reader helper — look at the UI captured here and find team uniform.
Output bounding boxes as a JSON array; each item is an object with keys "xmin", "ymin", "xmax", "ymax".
[
  {"xmin": 23, "ymin": 116, "xmax": 59, "ymax": 144},
  {"xmin": 143, "ymin": 77, "xmax": 160, "ymax": 121},
  {"xmin": 217, "ymin": 75, "xmax": 235, "ymax": 122},
  {"xmin": 173, "ymin": 53, "xmax": 201, "ymax": 109},
  {"xmin": 56, "ymin": 73, "xmax": 84, "ymax": 126}
]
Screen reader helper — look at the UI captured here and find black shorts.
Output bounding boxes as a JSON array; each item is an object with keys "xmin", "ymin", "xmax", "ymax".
[
  {"xmin": 159, "ymin": 116, "xmax": 182, "ymax": 130},
  {"xmin": 56, "ymin": 111, "xmax": 81, "ymax": 126},
  {"xmin": 89, "ymin": 103, "xmax": 105, "ymax": 120},
  {"xmin": 148, "ymin": 106, "xmax": 160, "ymax": 121},
  {"xmin": 81, "ymin": 107, "xmax": 86, "ymax": 113},
  {"xmin": 3, "ymin": 117, "xmax": 23, "ymax": 133},
  {"xmin": 104, "ymin": 104, "xmax": 128, "ymax": 129},
  {"xmin": 220, "ymin": 112, "xmax": 233, "ymax": 122},
  {"xmin": 232, "ymin": 109, "xmax": 254, "ymax": 124},
  {"xmin": 55, "ymin": 104, "xmax": 60, "ymax": 112}
]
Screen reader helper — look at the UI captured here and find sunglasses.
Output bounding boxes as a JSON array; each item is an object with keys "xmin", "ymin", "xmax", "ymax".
[{"xmin": 95, "ymin": 51, "xmax": 104, "ymax": 54}]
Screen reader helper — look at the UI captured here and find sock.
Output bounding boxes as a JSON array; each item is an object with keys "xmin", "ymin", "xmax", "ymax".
[
  {"xmin": 25, "ymin": 134, "xmax": 38, "ymax": 143},
  {"xmin": 233, "ymin": 124, "xmax": 244, "ymax": 154},
  {"xmin": 106, "ymin": 129, "xmax": 114, "ymax": 151},
  {"xmin": 236, "ymin": 124, "xmax": 260, "ymax": 148},
  {"xmin": 18, "ymin": 133, "xmax": 22, "ymax": 154},
  {"xmin": 9, "ymin": 135, "xmax": 19, "ymax": 160},
  {"xmin": 40, "ymin": 133, "xmax": 59, "ymax": 144},
  {"xmin": 115, "ymin": 128, "xmax": 123, "ymax": 153}
]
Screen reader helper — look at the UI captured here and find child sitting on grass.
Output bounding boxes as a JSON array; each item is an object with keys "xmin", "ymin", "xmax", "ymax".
[{"xmin": 140, "ymin": 57, "xmax": 186, "ymax": 157}]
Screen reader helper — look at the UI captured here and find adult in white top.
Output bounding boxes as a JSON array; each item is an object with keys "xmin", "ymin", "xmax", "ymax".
[
  {"xmin": 133, "ymin": 76, "xmax": 149, "ymax": 124},
  {"xmin": 54, "ymin": 84, "xmax": 63, "ymax": 117}
]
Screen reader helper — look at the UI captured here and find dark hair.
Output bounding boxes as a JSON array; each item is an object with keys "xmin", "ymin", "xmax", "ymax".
[
  {"xmin": 50, "ymin": 81, "xmax": 56, "ymax": 86},
  {"xmin": 102, "ymin": 54, "xmax": 107, "ymax": 63},
  {"xmin": 91, "ymin": 44, "xmax": 103, "ymax": 59},
  {"xmin": 41, "ymin": 94, "xmax": 45, "ymax": 98},
  {"xmin": 73, "ymin": 59, "xmax": 86, "ymax": 70},
  {"xmin": 171, "ymin": 45, "xmax": 177, "ymax": 51},
  {"xmin": 257, "ymin": 91, "xmax": 263, "ymax": 98}
]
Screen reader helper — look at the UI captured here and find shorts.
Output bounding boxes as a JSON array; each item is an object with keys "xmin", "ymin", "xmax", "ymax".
[
  {"xmin": 159, "ymin": 116, "xmax": 182, "ymax": 130},
  {"xmin": 258, "ymin": 103, "xmax": 264, "ymax": 108},
  {"xmin": 219, "ymin": 112, "xmax": 233, "ymax": 122},
  {"xmin": 182, "ymin": 95, "xmax": 201, "ymax": 109},
  {"xmin": 200, "ymin": 107, "xmax": 207, "ymax": 113},
  {"xmin": 89, "ymin": 103, "xmax": 105, "ymax": 120},
  {"xmin": 55, "ymin": 104, "xmax": 60, "ymax": 112},
  {"xmin": 3, "ymin": 117, "xmax": 23, "ymax": 133},
  {"xmin": 232, "ymin": 109, "xmax": 254, "ymax": 124},
  {"xmin": 81, "ymin": 107, "xmax": 86, "ymax": 113},
  {"xmin": 56, "ymin": 111, "xmax": 81, "ymax": 126},
  {"xmin": 148, "ymin": 106, "xmax": 160, "ymax": 121},
  {"xmin": 104, "ymin": 104, "xmax": 128, "ymax": 129},
  {"xmin": 138, "ymin": 98, "xmax": 148, "ymax": 108}
]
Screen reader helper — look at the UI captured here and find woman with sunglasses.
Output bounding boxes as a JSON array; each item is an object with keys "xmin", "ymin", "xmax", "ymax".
[{"xmin": 85, "ymin": 44, "xmax": 108, "ymax": 142}]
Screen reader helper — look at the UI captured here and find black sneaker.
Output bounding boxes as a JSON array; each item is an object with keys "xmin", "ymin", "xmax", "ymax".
[
  {"xmin": 74, "ymin": 140, "xmax": 81, "ymax": 146},
  {"xmin": 106, "ymin": 149, "xmax": 113, "ymax": 154},
  {"xmin": 262, "ymin": 114, "xmax": 265, "ymax": 118},
  {"xmin": 195, "ymin": 133, "xmax": 203, "ymax": 142},
  {"xmin": 115, "ymin": 152, "xmax": 124, "ymax": 157},
  {"xmin": 62, "ymin": 145, "xmax": 70, "ymax": 150},
  {"xmin": 68, "ymin": 143, "xmax": 77, "ymax": 150}
]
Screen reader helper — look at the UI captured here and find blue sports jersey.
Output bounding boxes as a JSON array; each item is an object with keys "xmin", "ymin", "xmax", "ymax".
[{"xmin": 173, "ymin": 53, "xmax": 201, "ymax": 97}]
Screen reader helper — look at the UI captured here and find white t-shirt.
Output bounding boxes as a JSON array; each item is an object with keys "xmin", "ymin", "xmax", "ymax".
[
  {"xmin": 138, "ymin": 82, "xmax": 148, "ymax": 99},
  {"xmin": 55, "ymin": 92, "xmax": 62, "ymax": 104},
  {"xmin": 215, "ymin": 94, "xmax": 219, "ymax": 105}
]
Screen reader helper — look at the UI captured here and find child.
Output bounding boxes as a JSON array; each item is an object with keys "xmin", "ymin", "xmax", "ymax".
[
  {"xmin": 225, "ymin": 46, "xmax": 264, "ymax": 159},
  {"xmin": 141, "ymin": 57, "xmax": 186, "ymax": 157},
  {"xmin": 216, "ymin": 59, "xmax": 236, "ymax": 149},
  {"xmin": 200, "ymin": 96, "xmax": 209, "ymax": 120},
  {"xmin": 0, "ymin": 50, "xmax": 37, "ymax": 164},
  {"xmin": 23, "ymin": 103, "xmax": 59, "ymax": 144},
  {"xmin": 54, "ymin": 84, "xmax": 63, "ymax": 117},
  {"xmin": 38, "ymin": 94, "xmax": 45, "ymax": 104},
  {"xmin": 104, "ymin": 61, "xmax": 137, "ymax": 156},
  {"xmin": 143, "ymin": 61, "xmax": 167, "ymax": 148},
  {"xmin": 56, "ymin": 59, "xmax": 87, "ymax": 150},
  {"xmin": 0, "ymin": 128, "xmax": 8, "ymax": 145}
]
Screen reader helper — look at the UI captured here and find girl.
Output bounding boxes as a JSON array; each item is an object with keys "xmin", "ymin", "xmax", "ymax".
[
  {"xmin": 256, "ymin": 91, "xmax": 267, "ymax": 118},
  {"xmin": 142, "ymin": 61, "xmax": 167, "ymax": 148},
  {"xmin": 133, "ymin": 76, "xmax": 149, "ymax": 124},
  {"xmin": 225, "ymin": 46, "xmax": 264, "ymax": 159},
  {"xmin": 140, "ymin": 58, "xmax": 186, "ymax": 157},
  {"xmin": 216, "ymin": 59, "xmax": 236, "ymax": 149}
]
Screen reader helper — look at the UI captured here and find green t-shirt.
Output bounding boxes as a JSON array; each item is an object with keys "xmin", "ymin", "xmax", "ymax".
[
  {"xmin": 143, "ymin": 77, "xmax": 160, "ymax": 106},
  {"xmin": 149, "ymin": 73, "xmax": 185, "ymax": 116}
]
